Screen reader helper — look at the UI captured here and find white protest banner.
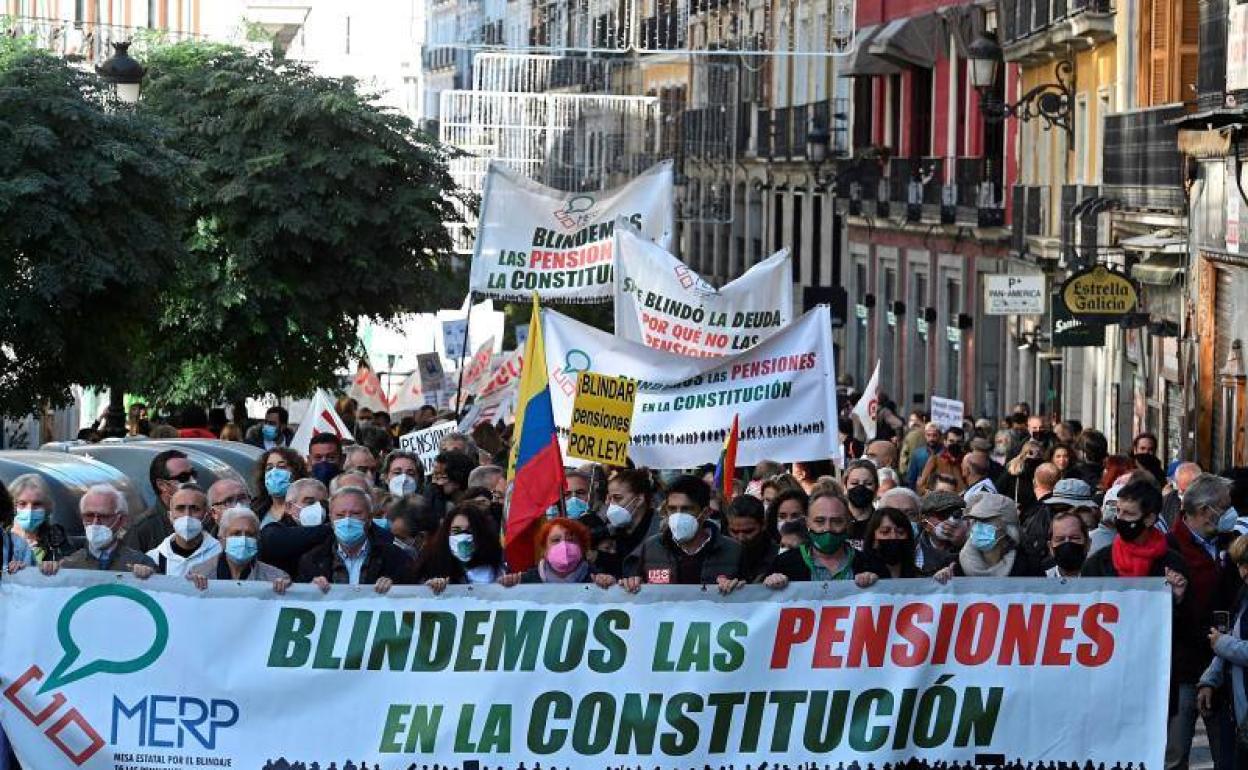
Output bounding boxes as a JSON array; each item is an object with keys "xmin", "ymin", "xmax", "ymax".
[
  {"xmin": 479, "ymin": 349, "xmax": 523, "ymax": 399},
  {"xmin": 459, "ymin": 336, "xmax": 497, "ymax": 400},
  {"xmin": 544, "ymin": 306, "xmax": 841, "ymax": 468},
  {"xmin": 469, "ymin": 160, "xmax": 675, "ymax": 303},
  {"xmin": 398, "ymin": 420, "xmax": 458, "ymax": 474},
  {"xmin": 458, "ymin": 384, "xmax": 517, "ymax": 432},
  {"xmin": 442, "ymin": 318, "xmax": 470, "ymax": 362},
  {"xmin": 931, "ymin": 396, "xmax": 965, "ymax": 431},
  {"xmin": 290, "ymin": 389, "xmax": 353, "ymax": 456},
  {"xmin": 851, "ymin": 361, "xmax": 881, "ymax": 441},
  {"xmin": 389, "ymin": 369, "xmax": 426, "ymax": 414},
  {"xmin": 0, "ymin": 571, "xmax": 1168, "ymax": 770},
  {"xmin": 614, "ymin": 225, "xmax": 793, "ymax": 357},
  {"xmin": 983, "ymin": 275, "xmax": 1045, "ymax": 316}
]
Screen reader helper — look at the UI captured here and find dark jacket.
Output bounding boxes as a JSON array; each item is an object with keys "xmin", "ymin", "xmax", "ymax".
[
  {"xmin": 951, "ymin": 546, "xmax": 1044, "ymax": 577},
  {"xmin": 296, "ymin": 527, "xmax": 417, "ymax": 586},
  {"xmin": 123, "ymin": 504, "xmax": 173, "ymax": 554},
  {"xmin": 518, "ymin": 562, "xmax": 604, "ymax": 584},
  {"xmin": 770, "ymin": 544, "xmax": 884, "ymax": 582},
  {"xmin": 260, "ymin": 522, "xmax": 332, "ymax": 579},
  {"xmin": 244, "ymin": 424, "xmax": 294, "ymax": 449},
  {"xmin": 623, "ymin": 523, "xmax": 742, "ymax": 584},
  {"xmin": 586, "ymin": 508, "xmax": 661, "ymax": 579},
  {"xmin": 1019, "ymin": 498, "xmax": 1056, "ymax": 566},
  {"xmin": 1168, "ymin": 519, "xmax": 1239, "ymax": 684},
  {"xmin": 60, "ymin": 545, "xmax": 155, "ymax": 572},
  {"xmin": 1081, "ymin": 538, "xmax": 1188, "ymax": 578},
  {"xmin": 1070, "ymin": 461, "xmax": 1104, "ymax": 492}
]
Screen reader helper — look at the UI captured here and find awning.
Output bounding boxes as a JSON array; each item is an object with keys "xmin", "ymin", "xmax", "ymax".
[
  {"xmin": 1120, "ymin": 229, "xmax": 1187, "ymax": 254},
  {"xmin": 838, "ymin": 25, "xmax": 902, "ymax": 77},
  {"xmin": 869, "ymin": 13, "xmax": 942, "ymax": 69},
  {"xmin": 1131, "ymin": 253, "xmax": 1185, "ymax": 286}
]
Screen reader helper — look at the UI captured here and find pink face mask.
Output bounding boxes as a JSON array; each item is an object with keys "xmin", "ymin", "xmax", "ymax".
[{"xmin": 547, "ymin": 541, "xmax": 584, "ymax": 573}]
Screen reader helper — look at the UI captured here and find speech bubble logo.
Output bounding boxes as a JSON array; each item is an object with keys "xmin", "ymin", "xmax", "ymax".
[
  {"xmin": 563, "ymin": 349, "xmax": 591, "ymax": 375},
  {"xmin": 39, "ymin": 583, "xmax": 169, "ymax": 694}
]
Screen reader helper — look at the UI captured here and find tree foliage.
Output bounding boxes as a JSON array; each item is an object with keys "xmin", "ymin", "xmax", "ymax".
[
  {"xmin": 130, "ymin": 43, "xmax": 464, "ymax": 404},
  {"xmin": 0, "ymin": 51, "xmax": 188, "ymax": 417}
]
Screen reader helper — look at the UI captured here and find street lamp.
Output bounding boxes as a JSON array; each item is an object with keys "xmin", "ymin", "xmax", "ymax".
[
  {"xmin": 966, "ymin": 29, "xmax": 1074, "ymax": 141},
  {"xmin": 806, "ymin": 125, "xmax": 836, "ymax": 190},
  {"xmin": 96, "ymin": 42, "xmax": 146, "ymax": 105}
]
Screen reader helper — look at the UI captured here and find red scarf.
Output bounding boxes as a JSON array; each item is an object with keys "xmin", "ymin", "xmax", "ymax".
[{"xmin": 1111, "ymin": 529, "xmax": 1169, "ymax": 577}]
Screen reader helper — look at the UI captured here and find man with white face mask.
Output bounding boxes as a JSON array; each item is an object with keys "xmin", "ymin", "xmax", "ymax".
[
  {"xmin": 620, "ymin": 475, "xmax": 743, "ymax": 594},
  {"xmin": 44, "ymin": 485, "xmax": 155, "ymax": 576},
  {"xmin": 147, "ymin": 485, "xmax": 221, "ymax": 578}
]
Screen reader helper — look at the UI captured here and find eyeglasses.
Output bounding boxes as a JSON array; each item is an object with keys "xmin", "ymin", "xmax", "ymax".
[
  {"xmin": 213, "ymin": 494, "xmax": 251, "ymax": 508},
  {"xmin": 167, "ymin": 470, "xmax": 197, "ymax": 484}
]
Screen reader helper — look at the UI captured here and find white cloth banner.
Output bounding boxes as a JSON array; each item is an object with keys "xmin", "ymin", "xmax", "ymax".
[
  {"xmin": 469, "ymin": 161, "xmax": 675, "ymax": 303},
  {"xmin": 544, "ymin": 306, "xmax": 842, "ymax": 468},
  {"xmin": 348, "ymin": 364, "xmax": 391, "ymax": 413},
  {"xmin": 0, "ymin": 572, "xmax": 1168, "ymax": 770},
  {"xmin": 290, "ymin": 388, "xmax": 353, "ymax": 456},
  {"xmin": 614, "ymin": 224, "xmax": 793, "ymax": 357}
]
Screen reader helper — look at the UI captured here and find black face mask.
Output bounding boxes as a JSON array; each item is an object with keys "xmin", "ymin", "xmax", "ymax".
[
  {"xmin": 1031, "ymin": 431, "xmax": 1049, "ymax": 443},
  {"xmin": 1117, "ymin": 518, "xmax": 1149, "ymax": 542},
  {"xmin": 1053, "ymin": 541, "xmax": 1087, "ymax": 572},
  {"xmin": 927, "ymin": 440, "xmax": 942, "ymax": 450},
  {"xmin": 847, "ymin": 485, "xmax": 876, "ymax": 510},
  {"xmin": 875, "ymin": 539, "xmax": 911, "ymax": 566},
  {"xmin": 946, "ymin": 443, "xmax": 964, "ymax": 458}
]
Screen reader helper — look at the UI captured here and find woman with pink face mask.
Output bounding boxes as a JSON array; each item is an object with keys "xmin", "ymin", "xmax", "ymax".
[{"xmin": 498, "ymin": 518, "xmax": 616, "ymax": 588}]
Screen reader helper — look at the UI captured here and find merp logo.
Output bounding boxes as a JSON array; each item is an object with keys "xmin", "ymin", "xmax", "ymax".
[
  {"xmin": 2, "ymin": 583, "xmax": 234, "ymax": 765},
  {"xmin": 553, "ymin": 195, "xmax": 597, "ymax": 230}
]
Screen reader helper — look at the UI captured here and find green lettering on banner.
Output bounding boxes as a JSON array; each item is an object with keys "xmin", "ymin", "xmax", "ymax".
[
  {"xmin": 412, "ymin": 612, "xmax": 456, "ymax": 671},
  {"xmin": 588, "ymin": 610, "xmax": 629, "ymax": 673},
  {"xmin": 454, "ymin": 610, "xmax": 491, "ymax": 672},
  {"xmin": 573, "ymin": 693, "xmax": 615, "ymax": 754},
  {"xmin": 367, "ymin": 612, "xmax": 416, "ymax": 671},
  {"xmin": 715, "ymin": 622, "xmax": 748, "ymax": 671},
  {"xmin": 768, "ymin": 691, "xmax": 806, "ymax": 752},
  {"xmin": 313, "ymin": 610, "xmax": 344, "ymax": 669},
  {"xmin": 849, "ymin": 688, "xmax": 893, "ymax": 751},
  {"xmin": 344, "ymin": 611, "xmax": 373, "ymax": 671},
  {"xmin": 803, "ymin": 690, "xmax": 849, "ymax": 752},
  {"xmin": 659, "ymin": 693, "xmax": 701, "ymax": 756},
  {"xmin": 404, "ymin": 705, "xmax": 443, "ymax": 753},
  {"xmin": 528, "ymin": 691, "xmax": 572, "ymax": 754},
  {"xmin": 653, "ymin": 622, "xmax": 675, "ymax": 672},
  {"xmin": 706, "ymin": 692, "xmax": 745, "ymax": 752},
  {"xmin": 479, "ymin": 704, "xmax": 512, "ymax": 753},
  {"xmin": 267, "ymin": 607, "xmax": 316, "ymax": 668},
  {"xmin": 485, "ymin": 610, "xmax": 546, "ymax": 672},
  {"xmin": 544, "ymin": 610, "xmax": 589, "ymax": 673},
  {"xmin": 615, "ymin": 693, "xmax": 663, "ymax": 754},
  {"xmin": 379, "ymin": 704, "xmax": 411, "ymax": 752},
  {"xmin": 955, "ymin": 687, "xmax": 1003, "ymax": 746},
  {"xmin": 739, "ymin": 690, "xmax": 768, "ymax": 752}
]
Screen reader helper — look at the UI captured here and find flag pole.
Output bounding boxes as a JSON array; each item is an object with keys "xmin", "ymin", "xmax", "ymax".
[{"xmin": 454, "ymin": 292, "xmax": 476, "ymax": 413}]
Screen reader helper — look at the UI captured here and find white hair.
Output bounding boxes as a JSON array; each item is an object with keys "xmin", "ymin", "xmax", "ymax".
[
  {"xmin": 79, "ymin": 483, "xmax": 128, "ymax": 517},
  {"xmin": 329, "ymin": 472, "xmax": 373, "ymax": 495},
  {"xmin": 877, "ymin": 467, "xmax": 902, "ymax": 485},
  {"xmin": 217, "ymin": 505, "xmax": 260, "ymax": 534},
  {"xmin": 879, "ymin": 486, "xmax": 921, "ymax": 512},
  {"xmin": 8, "ymin": 473, "xmax": 54, "ymax": 515},
  {"xmin": 287, "ymin": 477, "xmax": 327, "ymax": 501},
  {"xmin": 329, "ymin": 486, "xmax": 373, "ymax": 515}
]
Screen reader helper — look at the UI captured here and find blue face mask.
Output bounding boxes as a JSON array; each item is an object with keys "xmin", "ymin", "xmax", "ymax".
[
  {"xmin": 225, "ymin": 535, "xmax": 258, "ymax": 563},
  {"xmin": 565, "ymin": 497, "xmax": 590, "ymax": 518},
  {"xmin": 372, "ymin": 517, "xmax": 391, "ymax": 532},
  {"xmin": 334, "ymin": 516, "xmax": 366, "ymax": 546},
  {"xmin": 312, "ymin": 461, "xmax": 340, "ymax": 486},
  {"xmin": 262, "ymin": 424, "xmax": 279, "ymax": 441},
  {"xmin": 970, "ymin": 521, "xmax": 1000, "ymax": 551},
  {"xmin": 264, "ymin": 467, "xmax": 292, "ymax": 497},
  {"xmin": 15, "ymin": 508, "xmax": 45, "ymax": 532},
  {"xmin": 1218, "ymin": 506, "xmax": 1240, "ymax": 534}
]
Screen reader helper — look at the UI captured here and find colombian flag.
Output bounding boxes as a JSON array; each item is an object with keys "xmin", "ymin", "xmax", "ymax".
[
  {"xmin": 505, "ymin": 295, "xmax": 567, "ymax": 571},
  {"xmin": 712, "ymin": 414, "xmax": 739, "ymax": 500}
]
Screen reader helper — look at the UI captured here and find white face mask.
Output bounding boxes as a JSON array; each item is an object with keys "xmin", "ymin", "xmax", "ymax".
[
  {"xmin": 667, "ymin": 512, "xmax": 700, "ymax": 543},
  {"xmin": 298, "ymin": 502, "xmax": 325, "ymax": 527},
  {"xmin": 84, "ymin": 524, "xmax": 115, "ymax": 554},
  {"xmin": 173, "ymin": 516, "xmax": 203, "ymax": 542},
  {"xmin": 388, "ymin": 474, "xmax": 417, "ymax": 498},
  {"xmin": 449, "ymin": 533, "xmax": 475, "ymax": 563},
  {"xmin": 605, "ymin": 503, "xmax": 633, "ymax": 529}
]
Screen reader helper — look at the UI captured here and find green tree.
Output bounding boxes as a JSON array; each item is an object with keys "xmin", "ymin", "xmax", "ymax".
[
  {"xmin": 133, "ymin": 43, "xmax": 464, "ymax": 405},
  {"xmin": 0, "ymin": 49, "xmax": 188, "ymax": 418}
]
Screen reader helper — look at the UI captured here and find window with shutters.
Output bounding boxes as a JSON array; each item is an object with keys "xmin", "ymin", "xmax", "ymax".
[{"xmin": 1141, "ymin": 0, "xmax": 1200, "ymax": 105}]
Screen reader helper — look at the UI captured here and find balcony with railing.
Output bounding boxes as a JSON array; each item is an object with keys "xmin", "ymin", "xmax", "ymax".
[
  {"xmin": 762, "ymin": 100, "xmax": 850, "ymax": 163},
  {"xmin": 1, "ymin": 14, "xmax": 208, "ymax": 64},
  {"xmin": 838, "ymin": 155, "xmax": 1006, "ymax": 227},
  {"xmin": 423, "ymin": 46, "xmax": 459, "ymax": 71},
  {"xmin": 998, "ymin": 0, "xmax": 1113, "ymax": 63}
]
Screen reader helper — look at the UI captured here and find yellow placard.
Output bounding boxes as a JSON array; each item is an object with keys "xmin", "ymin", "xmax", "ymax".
[{"xmin": 566, "ymin": 371, "xmax": 637, "ymax": 465}]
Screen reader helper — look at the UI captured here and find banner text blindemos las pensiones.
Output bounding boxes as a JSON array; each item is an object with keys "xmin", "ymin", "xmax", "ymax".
[{"xmin": 0, "ymin": 572, "xmax": 1168, "ymax": 770}]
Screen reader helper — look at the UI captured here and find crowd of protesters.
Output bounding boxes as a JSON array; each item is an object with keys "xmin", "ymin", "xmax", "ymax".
[{"xmin": 6, "ymin": 395, "xmax": 1248, "ymax": 770}]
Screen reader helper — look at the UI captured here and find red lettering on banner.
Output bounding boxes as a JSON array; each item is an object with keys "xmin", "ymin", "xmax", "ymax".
[
  {"xmin": 931, "ymin": 603, "xmax": 960, "ymax": 665},
  {"xmin": 846, "ymin": 605, "xmax": 893, "ymax": 668},
  {"xmin": 954, "ymin": 603, "xmax": 1000, "ymax": 665},
  {"xmin": 1077, "ymin": 602, "xmax": 1119, "ymax": 666},
  {"xmin": 770, "ymin": 608, "xmax": 815, "ymax": 669},
  {"xmin": 999, "ymin": 604, "xmax": 1046, "ymax": 665},
  {"xmin": 891, "ymin": 602, "xmax": 934, "ymax": 666},
  {"xmin": 1042, "ymin": 604, "xmax": 1079, "ymax": 665},
  {"xmin": 812, "ymin": 606, "xmax": 850, "ymax": 668}
]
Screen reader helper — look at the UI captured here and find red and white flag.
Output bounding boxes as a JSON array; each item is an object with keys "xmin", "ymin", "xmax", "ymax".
[
  {"xmin": 291, "ymin": 389, "xmax": 354, "ymax": 457},
  {"xmin": 348, "ymin": 364, "xmax": 391, "ymax": 413},
  {"xmin": 389, "ymin": 368, "xmax": 426, "ymax": 414},
  {"xmin": 851, "ymin": 361, "xmax": 882, "ymax": 442}
]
